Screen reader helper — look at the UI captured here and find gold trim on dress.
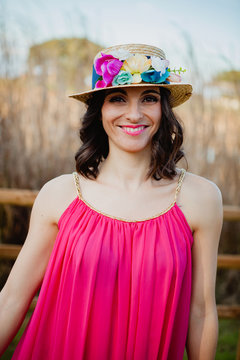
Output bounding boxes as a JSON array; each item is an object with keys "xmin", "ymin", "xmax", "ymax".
[{"xmin": 72, "ymin": 169, "xmax": 186, "ymax": 223}]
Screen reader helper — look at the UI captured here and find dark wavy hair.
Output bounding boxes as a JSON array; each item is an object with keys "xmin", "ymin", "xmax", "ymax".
[{"xmin": 75, "ymin": 87, "xmax": 186, "ymax": 180}]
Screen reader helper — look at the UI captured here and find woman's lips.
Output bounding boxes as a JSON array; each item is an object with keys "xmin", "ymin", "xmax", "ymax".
[{"xmin": 119, "ymin": 125, "xmax": 148, "ymax": 136}]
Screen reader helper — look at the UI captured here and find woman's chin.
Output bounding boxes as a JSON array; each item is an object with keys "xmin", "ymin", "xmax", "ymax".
[{"xmin": 114, "ymin": 141, "xmax": 151, "ymax": 154}]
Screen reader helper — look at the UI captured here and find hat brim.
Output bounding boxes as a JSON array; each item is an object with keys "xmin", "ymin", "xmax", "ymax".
[{"xmin": 69, "ymin": 83, "xmax": 192, "ymax": 108}]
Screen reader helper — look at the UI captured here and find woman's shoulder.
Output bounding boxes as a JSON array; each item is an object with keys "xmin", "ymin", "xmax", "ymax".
[
  {"xmin": 183, "ymin": 170, "xmax": 222, "ymax": 203},
  {"xmin": 41, "ymin": 173, "xmax": 75, "ymax": 191},
  {"xmin": 179, "ymin": 169, "xmax": 223, "ymax": 230},
  {"xmin": 37, "ymin": 173, "xmax": 76, "ymax": 201},
  {"xmin": 33, "ymin": 173, "xmax": 77, "ymax": 224}
]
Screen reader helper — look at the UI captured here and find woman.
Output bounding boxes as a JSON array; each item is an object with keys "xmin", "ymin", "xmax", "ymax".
[{"xmin": 0, "ymin": 44, "xmax": 223, "ymax": 359}]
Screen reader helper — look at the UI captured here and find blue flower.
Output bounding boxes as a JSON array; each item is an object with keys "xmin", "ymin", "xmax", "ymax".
[
  {"xmin": 141, "ymin": 68, "xmax": 170, "ymax": 84},
  {"xmin": 112, "ymin": 70, "xmax": 133, "ymax": 86}
]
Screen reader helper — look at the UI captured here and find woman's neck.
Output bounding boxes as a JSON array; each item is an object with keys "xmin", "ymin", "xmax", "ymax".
[{"xmin": 98, "ymin": 146, "xmax": 152, "ymax": 191}]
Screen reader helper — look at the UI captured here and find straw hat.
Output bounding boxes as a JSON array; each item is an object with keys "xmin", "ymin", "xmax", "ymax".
[{"xmin": 69, "ymin": 44, "xmax": 192, "ymax": 108}]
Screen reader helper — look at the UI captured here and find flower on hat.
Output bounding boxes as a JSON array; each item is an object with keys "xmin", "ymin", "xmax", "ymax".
[
  {"xmin": 167, "ymin": 73, "xmax": 182, "ymax": 82},
  {"xmin": 94, "ymin": 53, "xmax": 123, "ymax": 87},
  {"xmin": 112, "ymin": 70, "xmax": 133, "ymax": 86},
  {"xmin": 151, "ymin": 57, "xmax": 169, "ymax": 74},
  {"xmin": 141, "ymin": 68, "xmax": 170, "ymax": 84},
  {"xmin": 93, "ymin": 49, "xmax": 186, "ymax": 89},
  {"xmin": 122, "ymin": 54, "xmax": 151, "ymax": 83},
  {"xmin": 132, "ymin": 73, "xmax": 142, "ymax": 83},
  {"xmin": 95, "ymin": 79, "xmax": 108, "ymax": 88}
]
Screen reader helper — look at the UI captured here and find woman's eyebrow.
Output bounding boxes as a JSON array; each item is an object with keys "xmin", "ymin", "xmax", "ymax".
[
  {"xmin": 105, "ymin": 89, "xmax": 127, "ymax": 96},
  {"xmin": 105, "ymin": 88, "xmax": 161, "ymax": 96},
  {"xmin": 141, "ymin": 90, "xmax": 161, "ymax": 95}
]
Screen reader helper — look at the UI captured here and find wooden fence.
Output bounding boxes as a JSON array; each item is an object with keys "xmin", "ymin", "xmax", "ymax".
[{"xmin": 0, "ymin": 188, "xmax": 240, "ymax": 358}]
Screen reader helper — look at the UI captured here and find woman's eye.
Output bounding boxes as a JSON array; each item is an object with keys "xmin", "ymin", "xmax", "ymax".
[
  {"xmin": 109, "ymin": 96, "xmax": 125, "ymax": 103},
  {"xmin": 143, "ymin": 95, "xmax": 159, "ymax": 103}
]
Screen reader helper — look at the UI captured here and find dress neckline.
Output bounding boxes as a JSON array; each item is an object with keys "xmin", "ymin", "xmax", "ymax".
[
  {"xmin": 79, "ymin": 196, "xmax": 177, "ymax": 223},
  {"xmin": 72, "ymin": 169, "xmax": 186, "ymax": 223}
]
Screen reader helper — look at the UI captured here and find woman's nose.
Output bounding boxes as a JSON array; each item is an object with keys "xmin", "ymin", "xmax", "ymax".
[{"xmin": 125, "ymin": 101, "xmax": 143, "ymax": 122}]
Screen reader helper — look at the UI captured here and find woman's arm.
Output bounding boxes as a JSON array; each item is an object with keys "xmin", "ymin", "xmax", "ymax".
[
  {"xmin": 0, "ymin": 181, "xmax": 60, "ymax": 356},
  {"xmin": 185, "ymin": 178, "xmax": 223, "ymax": 359}
]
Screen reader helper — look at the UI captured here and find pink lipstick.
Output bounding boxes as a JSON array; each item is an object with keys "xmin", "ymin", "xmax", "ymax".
[{"xmin": 120, "ymin": 125, "xmax": 147, "ymax": 136}]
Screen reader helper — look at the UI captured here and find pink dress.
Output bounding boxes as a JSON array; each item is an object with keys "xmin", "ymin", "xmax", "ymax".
[{"xmin": 12, "ymin": 169, "xmax": 193, "ymax": 360}]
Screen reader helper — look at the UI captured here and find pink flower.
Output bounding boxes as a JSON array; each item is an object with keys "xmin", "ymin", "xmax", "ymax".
[
  {"xmin": 95, "ymin": 79, "xmax": 108, "ymax": 88},
  {"xmin": 167, "ymin": 73, "xmax": 182, "ymax": 83},
  {"xmin": 94, "ymin": 53, "xmax": 123, "ymax": 87}
]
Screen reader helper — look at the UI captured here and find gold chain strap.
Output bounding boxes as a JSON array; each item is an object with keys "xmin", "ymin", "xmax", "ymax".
[
  {"xmin": 174, "ymin": 168, "xmax": 186, "ymax": 202},
  {"xmin": 73, "ymin": 172, "xmax": 82, "ymax": 199}
]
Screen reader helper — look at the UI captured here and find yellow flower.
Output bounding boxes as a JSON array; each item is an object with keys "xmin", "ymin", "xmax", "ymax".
[{"xmin": 122, "ymin": 54, "xmax": 151, "ymax": 75}]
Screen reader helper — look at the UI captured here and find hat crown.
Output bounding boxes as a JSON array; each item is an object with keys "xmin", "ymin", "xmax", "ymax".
[{"xmin": 94, "ymin": 44, "xmax": 166, "ymax": 62}]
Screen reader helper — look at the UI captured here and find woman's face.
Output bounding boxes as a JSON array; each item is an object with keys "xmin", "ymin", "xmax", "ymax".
[{"xmin": 101, "ymin": 86, "xmax": 162, "ymax": 154}]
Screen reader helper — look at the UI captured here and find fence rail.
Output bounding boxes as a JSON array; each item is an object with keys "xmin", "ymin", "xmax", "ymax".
[
  {"xmin": 0, "ymin": 188, "xmax": 38, "ymax": 206},
  {"xmin": 1, "ymin": 243, "xmax": 240, "ymax": 267},
  {"xmin": 1, "ymin": 244, "xmax": 240, "ymax": 320},
  {"xmin": 0, "ymin": 188, "xmax": 240, "ymax": 220}
]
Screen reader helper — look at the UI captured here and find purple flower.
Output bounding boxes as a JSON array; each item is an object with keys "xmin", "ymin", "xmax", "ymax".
[{"xmin": 94, "ymin": 53, "xmax": 123, "ymax": 87}]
